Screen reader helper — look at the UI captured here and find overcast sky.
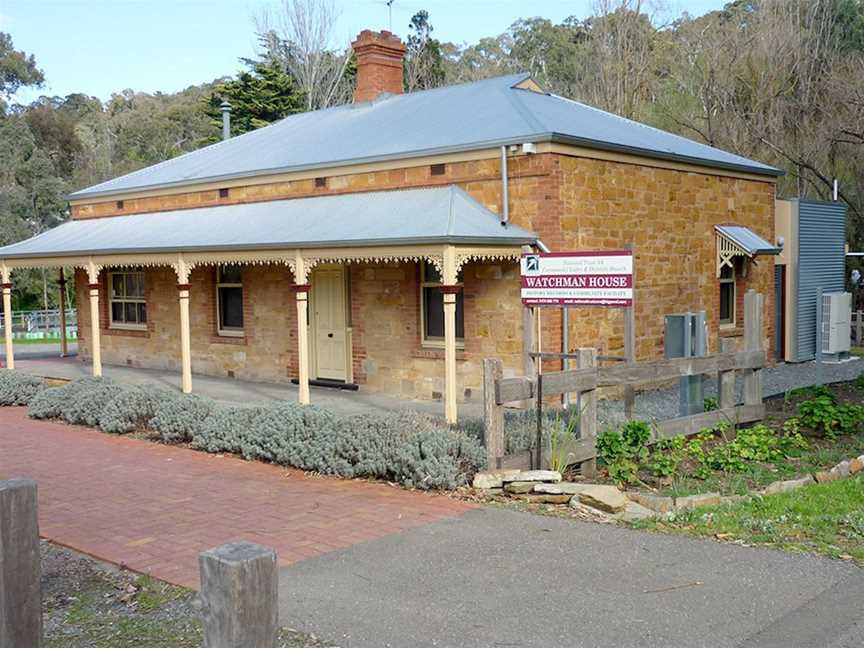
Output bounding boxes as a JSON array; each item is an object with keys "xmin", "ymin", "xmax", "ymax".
[{"xmin": 5, "ymin": 0, "xmax": 727, "ymax": 103}]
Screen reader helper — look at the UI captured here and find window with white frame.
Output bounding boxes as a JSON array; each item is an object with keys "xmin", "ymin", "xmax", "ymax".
[
  {"xmin": 420, "ymin": 261, "xmax": 464, "ymax": 346},
  {"xmin": 719, "ymin": 264, "xmax": 736, "ymax": 326},
  {"xmin": 109, "ymin": 271, "xmax": 146, "ymax": 328},
  {"xmin": 216, "ymin": 265, "xmax": 244, "ymax": 335}
]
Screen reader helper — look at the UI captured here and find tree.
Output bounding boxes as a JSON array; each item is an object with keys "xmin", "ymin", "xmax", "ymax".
[
  {"xmin": 256, "ymin": 0, "xmax": 353, "ymax": 110},
  {"xmin": 206, "ymin": 59, "xmax": 305, "ymax": 136},
  {"xmin": 404, "ymin": 10, "xmax": 445, "ymax": 92},
  {"xmin": 0, "ymin": 32, "xmax": 44, "ymax": 110}
]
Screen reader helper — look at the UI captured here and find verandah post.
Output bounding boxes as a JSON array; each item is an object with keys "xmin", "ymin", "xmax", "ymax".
[
  {"xmin": 442, "ymin": 245, "xmax": 459, "ymax": 424},
  {"xmin": 1, "ymin": 263, "xmax": 14, "ymax": 370},
  {"xmin": 58, "ymin": 268, "xmax": 68, "ymax": 358},
  {"xmin": 86, "ymin": 260, "xmax": 102, "ymax": 377},
  {"xmin": 174, "ymin": 255, "xmax": 194, "ymax": 394},
  {"xmin": 294, "ymin": 252, "xmax": 311, "ymax": 406},
  {"xmin": 482, "ymin": 358, "xmax": 504, "ymax": 469}
]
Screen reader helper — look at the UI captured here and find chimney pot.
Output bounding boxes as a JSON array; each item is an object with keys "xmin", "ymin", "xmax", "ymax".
[{"xmin": 351, "ymin": 29, "xmax": 406, "ymax": 103}]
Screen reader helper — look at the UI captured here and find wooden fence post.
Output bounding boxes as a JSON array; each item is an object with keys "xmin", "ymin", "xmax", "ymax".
[
  {"xmin": 482, "ymin": 358, "xmax": 505, "ymax": 470},
  {"xmin": 718, "ymin": 337, "xmax": 736, "ymax": 410},
  {"xmin": 0, "ymin": 479, "xmax": 41, "ymax": 648},
  {"xmin": 577, "ymin": 348, "xmax": 597, "ymax": 478},
  {"xmin": 743, "ymin": 290, "xmax": 764, "ymax": 406},
  {"xmin": 199, "ymin": 542, "xmax": 278, "ymax": 648}
]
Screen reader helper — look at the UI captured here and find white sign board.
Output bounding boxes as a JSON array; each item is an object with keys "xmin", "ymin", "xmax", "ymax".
[{"xmin": 520, "ymin": 250, "xmax": 633, "ymax": 307}]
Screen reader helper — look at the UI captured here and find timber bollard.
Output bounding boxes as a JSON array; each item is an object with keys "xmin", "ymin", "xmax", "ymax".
[
  {"xmin": 199, "ymin": 542, "xmax": 278, "ymax": 648},
  {"xmin": 0, "ymin": 478, "xmax": 42, "ymax": 648}
]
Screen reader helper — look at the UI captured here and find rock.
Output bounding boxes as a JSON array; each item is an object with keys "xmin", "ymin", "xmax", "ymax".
[
  {"xmin": 517, "ymin": 493, "xmax": 572, "ymax": 505},
  {"xmin": 848, "ymin": 458, "xmax": 863, "ymax": 475},
  {"xmin": 618, "ymin": 501, "xmax": 655, "ymax": 522},
  {"xmin": 577, "ymin": 485, "xmax": 628, "ymax": 513},
  {"xmin": 719, "ymin": 495, "xmax": 747, "ymax": 506},
  {"xmin": 504, "ymin": 481, "xmax": 538, "ymax": 494},
  {"xmin": 501, "ymin": 470, "xmax": 561, "ymax": 484},
  {"xmin": 814, "ymin": 470, "xmax": 837, "ymax": 483},
  {"xmin": 533, "ymin": 483, "xmax": 596, "ymax": 495},
  {"xmin": 832, "ymin": 461, "xmax": 851, "ymax": 478},
  {"xmin": 627, "ymin": 492, "xmax": 675, "ymax": 513},
  {"xmin": 473, "ymin": 470, "xmax": 521, "ymax": 490},
  {"xmin": 674, "ymin": 493, "xmax": 721, "ymax": 511},
  {"xmin": 762, "ymin": 475, "xmax": 813, "ymax": 496}
]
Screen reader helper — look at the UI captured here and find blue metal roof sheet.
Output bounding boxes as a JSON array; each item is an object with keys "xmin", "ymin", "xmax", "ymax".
[
  {"xmin": 69, "ymin": 73, "xmax": 782, "ymax": 200},
  {"xmin": 715, "ymin": 225, "xmax": 780, "ymax": 256},
  {"xmin": 0, "ymin": 186, "xmax": 536, "ymax": 259}
]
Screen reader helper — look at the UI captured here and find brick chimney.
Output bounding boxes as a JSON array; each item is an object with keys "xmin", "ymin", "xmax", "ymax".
[{"xmin": 351, "ymin": 30, "xmax": 406, "ymax": 102}]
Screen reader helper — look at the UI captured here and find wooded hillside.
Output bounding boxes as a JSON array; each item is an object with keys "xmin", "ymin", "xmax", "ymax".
[{"xmin": 2, "ymin": 0, "xmax": 862, "ymax": 308}]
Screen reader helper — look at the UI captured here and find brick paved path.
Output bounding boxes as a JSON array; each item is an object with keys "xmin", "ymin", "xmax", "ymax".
[{"xmin": 0, "ymin": 407, "xmax": 474, "ymax": 588}]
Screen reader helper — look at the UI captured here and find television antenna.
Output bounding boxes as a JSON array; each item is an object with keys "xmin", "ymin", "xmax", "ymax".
[{"xmin": 386, "ymin": 0, "xmax": 396, "ymax": 31}]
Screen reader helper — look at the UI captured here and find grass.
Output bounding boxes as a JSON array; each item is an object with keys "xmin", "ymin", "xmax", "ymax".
[
  {"xmin": 632, "ymin": 474, "xmax": 864, "ymax": 563},
  {"xmin": 10, "ymin": 336, "xmax": 74, "ymax": 345}
]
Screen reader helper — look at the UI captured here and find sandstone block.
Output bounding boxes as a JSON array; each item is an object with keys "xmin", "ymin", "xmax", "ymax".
[
  {"xmin": 618, "ymin": 501, "xmax": 655, "ymax": 522},
  {"xmin": 533, "ymin": 483, "xmax": 595, "ymax": 496},
  {"xmin": 472, "ymin": 470, "xmax": 521, "ymax": 490},
  {"xmin": 501, "ymin": 470, "xmax": 561, "ymax": 484},
  {"xmin": 627, "ymin": 492, "xmax": 675, "ymax": 513},
  {"xmin": 517, "ymin": 493, "xmax": 572, "ymax": 505},
  {"xmin": 848, "ymin": 458, "xmax": 863, "ymax": 475},
  {"xmin": 504, "ymin": 481, "xmax": 538, "ymax": 494},
  {"xmin": 674, "ymin": 493, "xmax": 721, "ymax": 511},
  {"xmin": 577, "ymin": 485, "xmax": 628, "ymax": 513},
  {"xmin": 814, "ymin": 470, "xmax": 837, "ymax": 483},
  {"xmin": 763, "ymin": 475, "xmax": 813, "ymax": 496}
]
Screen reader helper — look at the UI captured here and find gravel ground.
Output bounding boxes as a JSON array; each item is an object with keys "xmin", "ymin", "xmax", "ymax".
[
  {"xmin": 41, "ymin": 542, "xmax": 341, "ymax": 648},
  {"xmin": 598, "ymin": 357, "xmax": 863, "ymax": 426}
]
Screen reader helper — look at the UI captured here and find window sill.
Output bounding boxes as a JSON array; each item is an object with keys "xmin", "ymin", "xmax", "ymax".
[
  {"xmin": 217, "ymin": 329, "xmax": 244, "ymax": 338},
  {"xmin": 104, "ymin": 325, "xmax": 149, "ymax": 338},
  {"xmin": 210, "ymin": 334, "xmax": 248, "ymax": 346}
]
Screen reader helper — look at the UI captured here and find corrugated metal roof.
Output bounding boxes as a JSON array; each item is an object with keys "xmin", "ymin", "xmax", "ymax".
[
  {"xmin": 0, "ymin": 186, "xmax": 536, "ymax": 259},
  {"xmin": 69, "ymin": 73, "xmax": 782, "ymax": 200},
  {"xmin": 715, "ymin": 225, "xmax": 780, "ymax": 256}
]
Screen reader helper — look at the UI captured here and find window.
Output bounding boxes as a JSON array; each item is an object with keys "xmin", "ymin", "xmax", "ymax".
[
  {"xmin": 219, "ymin": 188, "xmax": 230, "ymax": 199},
  {"xmin": 430, "ymin": 163, "xmax": 446, "ymax": 176},
  {"xmin": 109, "ymin": 271, "xmax": 146, "ymax": 329},
  {"xmin": 217, "ymin": 265, "xmax": 244, "ymax": 336},
  {"xmin": 115, "ymin": 200, "xmax": 124, "ymax": 210},
  {"xmin": 420, "ymin": 261, "xmax": 464, "ymax": 346},
  {"xmin": 719, "ymin": 264, "xmax": 736, "ymax": 326},
  {"xmin": 315, "ymin": 177, "xmax": 327, "ymax": 188}
]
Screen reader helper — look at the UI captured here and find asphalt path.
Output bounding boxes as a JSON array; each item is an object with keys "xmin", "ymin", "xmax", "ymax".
[{"xmin": 279, "ymin": 507, "xmax": 863, "ymax": 648}]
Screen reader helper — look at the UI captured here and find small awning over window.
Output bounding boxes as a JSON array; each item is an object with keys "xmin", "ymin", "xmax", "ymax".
[{"xmin": 715, "ymin": 225, "xmax": 780, "ymax": 277}]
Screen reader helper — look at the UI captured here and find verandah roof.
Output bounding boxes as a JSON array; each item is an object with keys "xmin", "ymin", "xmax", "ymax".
[{"xmin": 0, "ymin": 186, "xmax": 536, "ymax": 260}]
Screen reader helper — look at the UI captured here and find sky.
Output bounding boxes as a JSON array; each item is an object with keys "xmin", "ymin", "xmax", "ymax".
[{"xmin": 4, "ymin": 0, "xmax": 728, "ymax": 104}]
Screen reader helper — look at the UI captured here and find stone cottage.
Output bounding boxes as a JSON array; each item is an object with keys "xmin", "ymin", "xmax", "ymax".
[{"xmin": 0, "ymin": 30, "xmax": 782, "ymax": 423}]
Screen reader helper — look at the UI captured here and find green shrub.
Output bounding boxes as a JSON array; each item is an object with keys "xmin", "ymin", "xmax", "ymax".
[
  {"xmin": 597, "ymin": 419, "xmax": 652, "ymax": 484},
  {"xmin": 799, "ymin": 393, "xmax": 864, "ymax": 439},
  {"xmin": 0, "ymin": 370, "xmax": 47, "ymax": 406},
  {"xmin": 703, "ymin": 397, "xmax": 719, "ymax": 412}
]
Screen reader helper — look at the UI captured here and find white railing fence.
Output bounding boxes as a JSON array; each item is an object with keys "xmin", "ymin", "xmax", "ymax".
[{"xmin": 0, "ymin": 309, "xmax": 77, "ymax": 339}]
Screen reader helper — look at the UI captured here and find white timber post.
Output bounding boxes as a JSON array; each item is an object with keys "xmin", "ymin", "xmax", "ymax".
[
  {"xmin": 294, "ymin": 251, "xmax": 311, "ymax": 406},
  {"xmin": 1, "ymin": 262, "xmax": 14, "ymax": 370},
  {"xmin": 58, "ymin": 268, "xmax": 68, "ymax": 358},
  {"xmin": 176, "ymin": 255, "xmax": 193, "ymax": 394},
  {"xmin": 87, "ymin": 259, "xmax": 102, "ymax": 377},
  {"xmin": 442, "ymin": 245, "xmax": 459, "ymax": 424}
]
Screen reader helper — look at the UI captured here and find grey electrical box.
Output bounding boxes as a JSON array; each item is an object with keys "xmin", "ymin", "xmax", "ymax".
[{"xmin": 665, "ymin": 312, "xmax": 707, "ymax": 416}]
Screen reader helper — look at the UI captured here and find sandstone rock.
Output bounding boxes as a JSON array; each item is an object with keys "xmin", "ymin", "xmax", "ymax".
[
  {"xmin": 719, "ymin": 495, "xmax": 747, "ymax": 506},
  {"xmin": 674, "ymin": 493, "xmax": 721, "ymax": 511},
  {"xmin": 627, "ymin": 492, "xmax": 675, "ymax": 513},
  {"xmin": 848, "ymin": 458, "xmax": 863, "ymax": 475},
  {"xmin": 814, "ymin": 470, "xmax": 837, "ymax": 483},
  {"xmin": 517, "ymin": 493, "xmax": 572, "ymax": 505},
  {"xmin": 533, "ymin": 483, "xmax": 596, "ymax": 495},
  {"xmin": 578, "ymin": 485, "xmax": 628, "ymax": 513},
  {"xmin": 763, "ymin": 475, "xmax": 813, "ymax": 496},
  {"xmin": 501, "ymin": 470, "xmax": 561, "ymax": 484},
  {"xmin": 504, "ymin": 481, "xmax": 538, "ymax": 494},
  {"xmin": 618, "ymin": 501, "xmax": 655, "ymax": 522},
  {"xmin": 832, "ymin": 461, "xmax": 851, "ymax": 478},
  {"xmin": 473, "ymin": 470, "xmax": 521, "ymax": 490}
]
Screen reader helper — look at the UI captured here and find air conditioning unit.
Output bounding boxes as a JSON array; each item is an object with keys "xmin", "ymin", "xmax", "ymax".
[{"xmin": 821, "ymin": 292, "xmax": 852, "ymax": 354}]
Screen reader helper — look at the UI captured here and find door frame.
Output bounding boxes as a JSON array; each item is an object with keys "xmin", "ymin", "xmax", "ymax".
[{"xmin": 309, "ymin": 264, "xmax": 351, "ymax": 382}]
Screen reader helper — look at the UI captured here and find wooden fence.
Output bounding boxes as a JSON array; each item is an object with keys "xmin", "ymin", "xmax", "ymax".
[
  {"xmin": 854, "ymin": 311, "xmax": 863, "ymax": 346},
  {"xmin": 483, "ymin": 290, "xmax": 766, "ymax": 476}
]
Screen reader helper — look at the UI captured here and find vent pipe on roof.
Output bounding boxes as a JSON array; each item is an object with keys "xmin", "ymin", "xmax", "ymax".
[
  {"xmin": 500, "ymin": 145, "xmax": 509, "ymax": 226},
  {"xmin": 220, "ymin": 101, "xmax": 232, "ymax": 141}
]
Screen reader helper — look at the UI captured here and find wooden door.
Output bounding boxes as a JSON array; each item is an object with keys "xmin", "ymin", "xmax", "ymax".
[{"xmin": 312, "ymin": 266, "xmax": 347, "ymax": 381}]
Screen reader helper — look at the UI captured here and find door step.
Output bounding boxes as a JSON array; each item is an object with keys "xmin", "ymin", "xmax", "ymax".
[{"xmin": 291, "ymin": 378, "xmax": 359, "ymax": 391}]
